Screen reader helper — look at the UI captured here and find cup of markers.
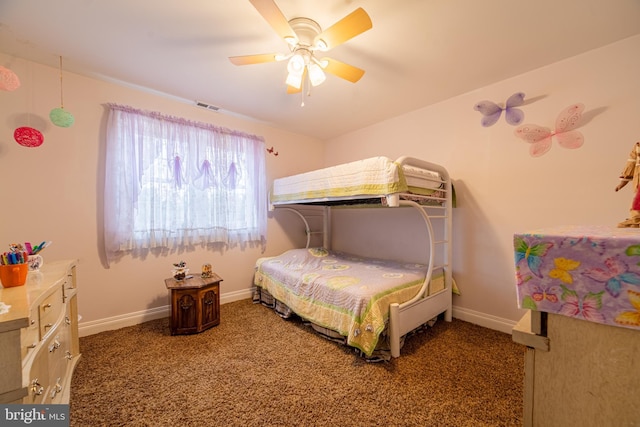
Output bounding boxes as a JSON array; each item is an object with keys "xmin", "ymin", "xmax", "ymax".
[
  {"xmin": 0, "ymin": 241, "xmax": 51, "ymax": 287},
  {"xmin": 0, "ymin": 248, "xmax": 28, "ymax": 288}
]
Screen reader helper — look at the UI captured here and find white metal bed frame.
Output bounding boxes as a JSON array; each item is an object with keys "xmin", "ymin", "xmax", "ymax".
[{"xmin": 269, "ymin": 156, "xmax": 452, "ymax": 358}]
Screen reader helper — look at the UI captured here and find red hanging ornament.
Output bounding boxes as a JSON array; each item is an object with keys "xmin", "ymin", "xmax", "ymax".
[{"xmin": 14, "ymin": 126, "xmax": 44, "ymax": 147}]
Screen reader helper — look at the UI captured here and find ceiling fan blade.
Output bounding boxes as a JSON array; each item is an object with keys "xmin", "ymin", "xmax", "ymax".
[
  {"xmin": 314, "ymin": 8, "xmax": 372, "ymax": 50},
  {"xmin": 321, "ymin": 58, "xmax": 365, "ymax": 83},
  {"xmin": 249, "ymin": 0, "xmax": 297, "ymax": 41},
  {"xmin": 229, "ymin": 53, "xmax": 279, "ymax": 65}
]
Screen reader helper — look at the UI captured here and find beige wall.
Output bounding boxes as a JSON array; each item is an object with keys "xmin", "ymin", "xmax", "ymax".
[
  {"xmin": 0, "ymin": 53, "xmax": 324, "ymax": 328},
  {"xmin": 2, "ymin": 34, "xmax": 639, "ymax": 334},
  {"xmin": 325, "ymin": 35, "xmax": 640, "ymax": 326}
]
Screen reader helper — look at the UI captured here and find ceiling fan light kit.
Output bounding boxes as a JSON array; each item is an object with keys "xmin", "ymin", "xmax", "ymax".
[
  {"xmin": 307, "ymin": 63, "xmax": 326, "ymax": 87},
  {"xmin": 229, "ymin": 0, "xmax": 372, "ymax": 99},
  {"xmin": 284, "ymin": 45, "xmax": 325, "ymax": 89}
]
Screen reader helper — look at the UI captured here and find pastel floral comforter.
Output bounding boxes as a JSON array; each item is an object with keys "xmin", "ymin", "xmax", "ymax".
[
  {"xmin": 253, "ymin": 248, "xmax": 429, "ymax": 356},
  {"xmin": 514, "ymin": 225, "xmax": 640, "ymax": 331}
]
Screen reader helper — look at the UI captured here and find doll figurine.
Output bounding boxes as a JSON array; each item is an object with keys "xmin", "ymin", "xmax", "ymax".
[{"xmin": 615, "ymin": 141, "xmax": 640, "ymax": 227}]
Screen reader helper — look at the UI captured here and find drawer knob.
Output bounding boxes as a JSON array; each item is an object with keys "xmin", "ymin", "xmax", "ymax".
[
  {"xmin": 50, "ymin": 379, "xmax": 62, "ymax": 399},
  {"xmin": 30, "ymin": 379, "xmax": 44, "ymax": 396},
  {"xmin": 43, "ymin": 303, "xmax": 52, "ymax": 310},
  {"xmin": 49, "ymin": 339, "xmax": 61, "ymax": 353}
]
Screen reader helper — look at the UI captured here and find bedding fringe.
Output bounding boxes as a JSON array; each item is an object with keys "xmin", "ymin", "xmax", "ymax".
[{"xmin": 252, "ymin": 287, "xmax": 441, "ymax": 362}]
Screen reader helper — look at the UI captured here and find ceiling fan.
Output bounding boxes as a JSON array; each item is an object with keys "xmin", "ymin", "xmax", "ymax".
[{"xmin": 229, "ymin": 0, "xmax": 372, "ymax": 94}]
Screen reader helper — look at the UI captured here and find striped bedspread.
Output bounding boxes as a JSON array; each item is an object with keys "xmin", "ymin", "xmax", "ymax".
[
  {"xmin": 253, "ymin": 248, "xmax": 428, "ymax": 356},
  {"xmin": 270, "ymin": 156, "xmax": 408, "ymax": 204}
]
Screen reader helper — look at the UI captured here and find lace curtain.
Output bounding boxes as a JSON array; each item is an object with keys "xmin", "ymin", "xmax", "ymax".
[{"xmin": 104, "ymin": 104, "xmax": 267, "ymax": 266}]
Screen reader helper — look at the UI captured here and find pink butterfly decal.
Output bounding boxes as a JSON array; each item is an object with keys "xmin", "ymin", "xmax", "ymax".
[
  {"xmin": 582, "ymin": 256, "xmax": 640, "ymax": 297},
  {"xmin": 474, "ymin": 92, "xmax": 525, "ymax": 127},
  {"xmin": 514, "ymin": 103, "xmax": 585, "ymax": 157},
  {"xmin": 559, "ymin": 285, "xmax": 605, "ymax": 323}
]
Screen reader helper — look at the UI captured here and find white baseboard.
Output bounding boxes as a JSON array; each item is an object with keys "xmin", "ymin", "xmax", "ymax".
[
  {"xmin": 78, "ymin": 289, "xmax": 252, "ymax": 337},
  {"xmin": 79, "ymin": 291, "xmax": 516, "ymax": 337},
  {"xmin": 452, "ymin": 306, "xmax": 517, "ymax": 334}
]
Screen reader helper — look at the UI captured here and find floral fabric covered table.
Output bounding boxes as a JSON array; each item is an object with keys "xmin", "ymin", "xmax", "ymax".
[{"xmin": 514, "ymin": 225, "xmax": 640, "ymax": 331}]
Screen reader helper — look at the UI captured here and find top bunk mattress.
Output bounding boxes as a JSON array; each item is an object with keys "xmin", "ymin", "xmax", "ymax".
[{"xmin": 270, "ymin": 156, "xmax": 445, "ymax": 206}]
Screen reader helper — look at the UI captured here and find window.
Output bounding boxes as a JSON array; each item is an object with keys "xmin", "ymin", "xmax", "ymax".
[{"xmin": 103, "ymin": 104, "xmax": 267, "ymax": 266}]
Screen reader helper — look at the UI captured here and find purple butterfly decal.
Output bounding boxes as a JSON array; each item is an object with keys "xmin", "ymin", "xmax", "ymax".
[{"xmin": 474, "ymin": 92, "xmax": 525, "ymax": 127}]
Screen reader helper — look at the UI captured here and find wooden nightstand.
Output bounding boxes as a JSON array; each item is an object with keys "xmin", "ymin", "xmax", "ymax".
[{"xmin": 164, "ymin": 273, "xmax": 223, "ymax": 335}]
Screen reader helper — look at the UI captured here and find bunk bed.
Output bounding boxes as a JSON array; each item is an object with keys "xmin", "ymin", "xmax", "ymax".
[{"xmin": 253, "ymin": 156, "xmax": 453, "ymax": 360}]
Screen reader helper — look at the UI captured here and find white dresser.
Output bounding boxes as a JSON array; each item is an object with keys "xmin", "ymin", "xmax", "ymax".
[
  {"xmin": 0, "ymin": 260, "xmax": 80, "ymax": 404},
  {"xmin": 512, "ymin": 226, "xmax": 640, "ymax": 425},
  {"xmin": 513, "ymin": 311, "xmax": 640, "ymax": 426}
]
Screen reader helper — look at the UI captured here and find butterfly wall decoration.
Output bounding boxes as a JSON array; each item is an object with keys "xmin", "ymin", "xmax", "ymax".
[
  {"xmin": 514, "ymin": 103, "xmax": 585, "ymax": 157},
  {"xmin": 474, "ymin": 92, "xmax": 526, "ymax": 127}
]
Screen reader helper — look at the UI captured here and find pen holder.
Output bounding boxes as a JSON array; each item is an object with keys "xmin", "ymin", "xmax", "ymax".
[
  {"xmin": 0, "ymin": 263, "xmax": 28, "ymax": 288},
  {"xmin": 27, "ymin": 254, "xmax": 44, "ymax": 271}
]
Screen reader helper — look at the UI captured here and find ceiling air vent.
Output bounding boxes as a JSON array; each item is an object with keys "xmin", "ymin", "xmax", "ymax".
[{"xmin": 195, "ymin": 101, "xmax": 220, "ymax": 112}]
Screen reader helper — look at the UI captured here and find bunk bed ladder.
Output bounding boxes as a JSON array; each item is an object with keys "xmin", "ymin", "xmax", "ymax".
[{"xmin": 389, "ymin": 190, "xmax": 453, "ymax": 357}]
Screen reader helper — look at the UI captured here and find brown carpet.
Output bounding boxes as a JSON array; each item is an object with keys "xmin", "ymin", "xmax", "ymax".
[{"xmin": 70, "ymin": 299, "xmax": 524, "ymax": 427}]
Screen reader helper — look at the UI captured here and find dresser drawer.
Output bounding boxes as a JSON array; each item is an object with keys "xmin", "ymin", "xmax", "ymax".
[
  {"xmin": 24, "ymin": 340, "xmax": 50, "ymax": 404},
  {"xmin": 67, "ymin": 267, "xmax": 76, "ymax": 289},
  {"xmin": 39, "ymin": 285, "xmax": 64, "ymax": 338},
  {"xmin": 20, "ymin": 305, "xmax": 40, "ymax": 361},
  {"xmin": 0, "ymin": 260, "xmax": 80, "ymax": 405},
  {"xmin": 47, "ymin": 326, "xmax": 71, "ymax": 404}
]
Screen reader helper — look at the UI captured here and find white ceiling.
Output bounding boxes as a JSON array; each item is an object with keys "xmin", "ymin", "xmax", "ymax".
[{"xmin": 1, "ymin": 0, "xmax": 639, "ymax": 140}]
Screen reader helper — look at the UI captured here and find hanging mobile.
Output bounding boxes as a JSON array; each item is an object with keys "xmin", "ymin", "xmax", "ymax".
[
  {"xmin": 14, "ymin": 63, "xmax": 44, "ymax": 147},
  {"xmin": 0, "ymin": 65, "xmax": 20, "ymax": 91},
  {"xmin": 14, "ymin": 126, "xmax": 44, "ymax": 147},
  {"xmin": 49, "ymin": 56, "xmax": 74, "ymax": 127}
]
